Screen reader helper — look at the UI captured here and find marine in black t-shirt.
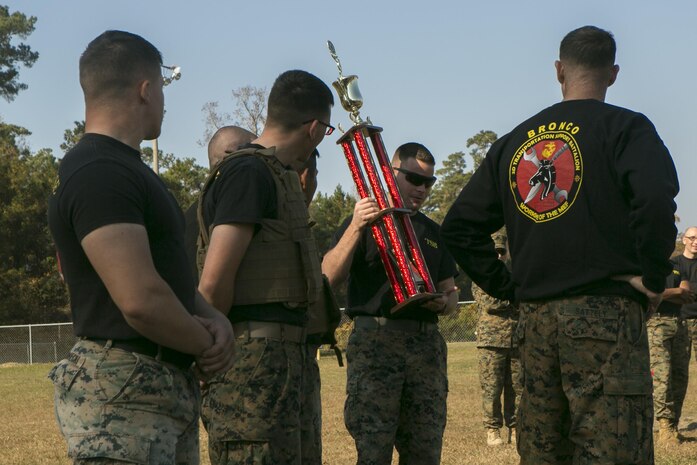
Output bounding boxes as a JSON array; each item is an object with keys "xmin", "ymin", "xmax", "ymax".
[
  {"xmin": 184, "ymin": 201, "xmax": 199, "ymax": 282},
  {"xmin": 674, "ymin": 254, "xmax": 697, "ymax": 319},
  {"xmin": 654, "ymin": 260, "xmax": 684, "ymax": 317},
  {"xmin": 199, "ymin": 144, "xmax": 305, "ymax": 326},
  {"xmin": 49, "ymin": 134, "xmax": 195, "ymax": 349},
  {"xmin": 332, "ymin": 212, "xmax": 457, "ymax": 322}
]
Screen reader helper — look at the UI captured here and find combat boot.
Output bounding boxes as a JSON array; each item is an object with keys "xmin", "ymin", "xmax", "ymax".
[
  {"xmin": 487, "ymin": 428, "xmax": 504, "ymax": 446},
  {"xmin": 657, "ymin": 418, "xmax": 681, "ymax": 445},
  {"xmin": 507, "ymin": 426, "xmax": 516, "ymax": 444}
]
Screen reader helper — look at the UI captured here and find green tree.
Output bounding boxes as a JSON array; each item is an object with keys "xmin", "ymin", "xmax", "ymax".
[
  {"xmin": 310, "ymin": 185, "xmax": 357, "ymax": 255},
  {"xmin": 467, "ymin": 129, "xmax": 497, "ymax": 171},
  {"xmin": 160, "ymin": 157, "xmax": 208, "ymax": 209},
  {"xmin": 140, "ymin": 147, "xmax": 207, "ymax": 209},
  {"xmin": 310, "ymin": 185, "xmax": 357, "ymax": 308},
  {"xmin": 60, "ymin": 120, "xmax": 85, "ymax": 152},
  {"xmin": 421, "ymin": 129, "xmax": 498, "ymax": 224},
  {"xmin": 0, "ymin": 5, "xmax": 39, "ymax": 102},
  {"xmin": 422, "ymin": 151, "xmax": 470, "ymax": 224},
  {"xmin": 0, "ymin": 123, "xmax": 69, "ymax": 324},
  {"xmin": 140, "ymin": 145, "xmax": 174, "ymax": 169}
]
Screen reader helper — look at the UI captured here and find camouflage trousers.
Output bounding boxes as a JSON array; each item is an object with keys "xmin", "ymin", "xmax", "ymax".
[
  {"xmin": 517, "ymin": 296, "xmax": 653, "ymax": 465},
  {"xmin": 478, "ymin": 346, "xmax": 522, "ymax": 429},
  {"xmin": 48, "ymin": 339, "xmax": 200, "ymax": 465},
  {"xmin": 647, "ymin": 315, "xmax": 690, "ymax": 424},
  {"xmin": 344, "ymin": 325, "xmax": 448, "ymax": 465},
  {"xmin": 300, "ymin": 343, "xmax": 322, "ymax": 465},
  {"xmin": 686, "ymin": 318, "xmax": 697, "ymax": 361},
  {"xmin": 201, "ymin": 337, "xmax": 305, "ymax": 465}
]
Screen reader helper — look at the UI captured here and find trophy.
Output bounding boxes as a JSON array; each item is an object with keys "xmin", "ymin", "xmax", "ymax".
[{"xmin": 327, "ymin": 41, "xmax": 439, "ymax": 313}]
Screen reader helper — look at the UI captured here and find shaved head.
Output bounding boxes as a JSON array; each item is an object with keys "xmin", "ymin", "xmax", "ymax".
[{"xmin": 207, "ymin": 126, "xmax": 256, "ymax": 168}]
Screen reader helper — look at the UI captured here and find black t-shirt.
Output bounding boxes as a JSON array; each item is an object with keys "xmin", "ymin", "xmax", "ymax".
[
  {"xmin": 48, "ymin": 133, "xmax": 196, "ymax": 342},
  {"xmin": 674, "ymin": 254, "xmax": 697, "ymax": 319},
  {"xmin": 200, "ymin": 145, "xmax": 305, "ymax": 326},
  {"xmin": 442, "ymin": 99, "xmax": 679, "ymax": 304},
  {"xmin": 332, "ymin": 211, "xmax": 457, "ymax": 323},
  {"xmin": 655, "ymin": 259, "xmax": 682, "ymax": 317},
  {"xmin": 184, "ymin": 201, "xmax": 199, "ymax": 283}
]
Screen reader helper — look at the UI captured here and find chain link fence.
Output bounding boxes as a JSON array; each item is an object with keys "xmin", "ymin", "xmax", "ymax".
[
  {"xmin": 0, "ymin": 323, "xmax": 76, "ymax": 364},
  {"xmin": 0, "ymin": 301, "xmax": 477, "ymax": 365}
]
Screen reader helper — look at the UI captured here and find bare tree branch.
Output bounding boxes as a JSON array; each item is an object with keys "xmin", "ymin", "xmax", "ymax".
[{"xmin": 197, "ymin": 101, "xmax": 232, "ymax": 147}]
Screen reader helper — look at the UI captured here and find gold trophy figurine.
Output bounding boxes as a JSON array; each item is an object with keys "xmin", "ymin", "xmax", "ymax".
[{"xmin": 327, "ymin": 41, "xmax": 364, "ymax": 125}]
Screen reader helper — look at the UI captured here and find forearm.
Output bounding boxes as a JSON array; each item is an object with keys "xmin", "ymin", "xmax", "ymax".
[
  {"xmin": 193, "ymin": 290, "xmax": 227, "ymax": 318},
  {"xmin": 197, "ymin": 223, "xmax": 253, "ymax": 315},
  {"xmin": 79, "ymin": 223, "xmax": 213, "ymax": 356},
  {"xmin": 198, "ymin": 280, "xmax": 234, "ymax": 316},
  {"xmin": 122, "ymin": 282, "xmax": 212, "ymax": 355},
  {"xmin": 322, "ymin": 223, "xmax": 362, "ymax": 287},
  {"xmin": 441, "ymin": 163, "xmax": 513, "ymax": 301},
  {"xmin": 441, "ymin": 215, "xmax": 512, "ymax": 301}
]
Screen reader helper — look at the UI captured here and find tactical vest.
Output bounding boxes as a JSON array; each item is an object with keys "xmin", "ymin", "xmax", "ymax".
[{"xmin": 197, "ymin": 147, "xmax": 322, "ymax": 309}]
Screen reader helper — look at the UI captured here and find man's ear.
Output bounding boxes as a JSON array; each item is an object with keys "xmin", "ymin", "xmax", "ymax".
[
  {"xmin": 608, "ymin": 64, "xmax": 620, "ymax": 87},
  {"xmin": 298, "ymin": 167, "xmax": 309, "ymax": 191},
  {"xmin": 138, "ymin": 79, "xmax": 151, "ymax": 103},
  {"xmin": 555, "ymin": 60, "xmax": 564, "ymax": 85}
]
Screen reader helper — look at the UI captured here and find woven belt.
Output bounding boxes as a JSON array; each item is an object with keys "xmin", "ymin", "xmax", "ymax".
[
  {"xmin": 83, "ymin": 337, "xmax": 193, "ymax": 370},
  {"xmin": 353, "ymin": 316, "xmax": 437, "ymax": 333},
  {"xmin": 232, "ymin": 321, "xmax": 306, "ymax": 343}
]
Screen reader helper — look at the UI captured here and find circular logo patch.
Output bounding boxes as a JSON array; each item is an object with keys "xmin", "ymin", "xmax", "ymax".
[{"xmin": 509, "ymin": 132, "xmax": 582, "ymax": 223}]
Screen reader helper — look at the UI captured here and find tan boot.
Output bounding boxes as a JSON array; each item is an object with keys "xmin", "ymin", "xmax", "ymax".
[
  {"xmin": 657, "ymin": 418, "xmax": 681, "ymax": 445},
  {"xmin": 487, "ymin": 428, "xmax": 504, "ymax": 446}
]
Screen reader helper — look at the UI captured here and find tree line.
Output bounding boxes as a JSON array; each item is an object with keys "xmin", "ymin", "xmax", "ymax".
[
  {"xmin": 0, "ymin": 5, "xmax": 497, "ymax": 324},
  {"xmin": 3, "ymin": 5, "xmax": 685, "ymax": 325}
]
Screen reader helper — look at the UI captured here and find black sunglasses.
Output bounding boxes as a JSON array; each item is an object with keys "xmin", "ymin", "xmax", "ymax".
[
  {"xmin": 392, "ymin": 167, "xmax": 437, "ymax": 188},
  {"xmin": 302, "ymin": 119, "xmax": 335, "ymax": 136}
]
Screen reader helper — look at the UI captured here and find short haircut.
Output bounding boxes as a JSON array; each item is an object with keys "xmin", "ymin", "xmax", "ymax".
[
  {"xmin": 266, "ymin": 70, "xmax": 334, "ymax": 131},
  {"xmin": 80, "ymin": 30, "xmax": 162, "ymax": 102},
  {"xmin": 392, "ymin": 142, "xmax": 435, "ymax": 165},
  {"xmin": 559, "ymin": 26, "xmax": 616, "ymax": 69}
]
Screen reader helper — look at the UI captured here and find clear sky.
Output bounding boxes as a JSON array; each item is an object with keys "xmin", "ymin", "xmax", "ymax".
[{"xmin": 3, "ymin": 0, "xmax": 696, "ymax": 229}]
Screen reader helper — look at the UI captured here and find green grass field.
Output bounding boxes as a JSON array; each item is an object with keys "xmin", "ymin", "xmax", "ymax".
[{"xmin": 2, "ymin": 342, "xmax": 696, "ymax": 464}]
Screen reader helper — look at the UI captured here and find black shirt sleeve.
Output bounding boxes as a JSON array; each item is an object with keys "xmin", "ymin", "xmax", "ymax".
[
  {"xmin": 441, "ymin": 142, "xmax": 514, "ymax": 301},
  {"xmin": 435, "ymin": 228, "xmax": 458, "ymax": 284},
  {"xmin": 210, "ymin": 156, "xmax": 277, "ymax": 227},
  {"xmin": 59, "ymin": 160, "xmax": 146, "ymax": 241},
  {"xmin": 614, "ymin": 113, "xmax": 679, "ymax": 293}
]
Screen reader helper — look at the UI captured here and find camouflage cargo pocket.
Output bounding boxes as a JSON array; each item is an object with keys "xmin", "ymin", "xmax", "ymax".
[
  {"xmin": 67, "ymin": 432, "xmax": 151, "ymax": 464},
  {"xmin": 48, "ymin": 352, "xmax": 86, "ymax": 394},
  {"xmin": 221, "ymin": 440, "xmax": 271, "ymax": 465},
  {"xmin": 603, "ymin": 374, "xmax": 653, "ymax": 464}
]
